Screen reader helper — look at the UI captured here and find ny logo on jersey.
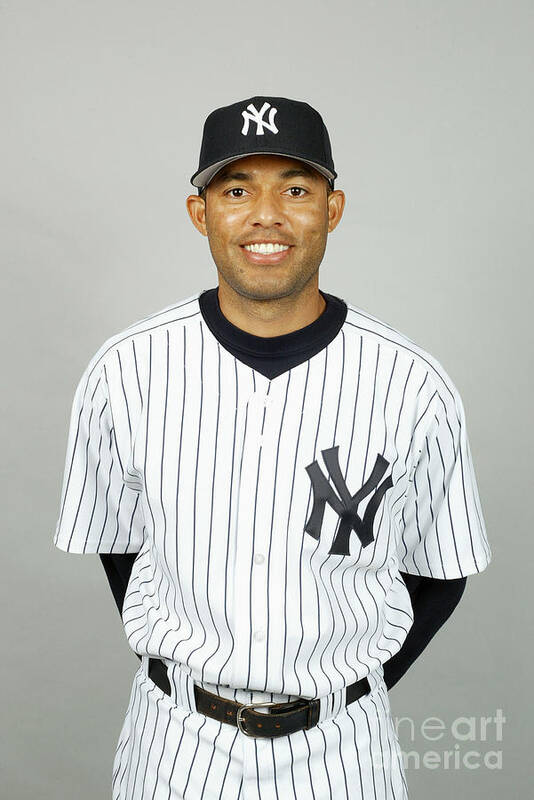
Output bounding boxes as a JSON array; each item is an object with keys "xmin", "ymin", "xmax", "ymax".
[
  {"xmin": 304, "ymin": 446, "xmax": 393, "ymax": 555},
  {"xmin": 241, "ymin": 102, "xmax": 279, "ymax": 136}
]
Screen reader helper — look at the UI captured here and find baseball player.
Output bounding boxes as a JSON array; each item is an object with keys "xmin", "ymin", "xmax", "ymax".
[{"xmin": 54, "ymin": 95, "xmax": 492, "ymax": 800}]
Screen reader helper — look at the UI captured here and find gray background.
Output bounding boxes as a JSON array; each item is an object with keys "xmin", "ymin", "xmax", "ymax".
[{"xmin": 2, "ymin": 1, "xmax": 531, "ymax": 797}]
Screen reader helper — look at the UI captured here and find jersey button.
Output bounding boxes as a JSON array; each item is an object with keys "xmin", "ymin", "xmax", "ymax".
[
  {"xmin": 253, "ymin": 630, "xmax": 265, "ymax": 642},
  {"xmin": 254, "ymin": 553, "xmax": 265, "ymax": 564}
]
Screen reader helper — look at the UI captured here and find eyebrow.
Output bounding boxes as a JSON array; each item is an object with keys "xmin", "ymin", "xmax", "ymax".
[{"xmin": 214, "ymin": 166, "xmax": 319, "ymax": 184}]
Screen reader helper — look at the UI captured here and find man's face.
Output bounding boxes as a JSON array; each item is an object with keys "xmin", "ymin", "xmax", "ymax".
[{"xmin": 186, "ymin": 154, "xmax": 345, "ymax": 302}]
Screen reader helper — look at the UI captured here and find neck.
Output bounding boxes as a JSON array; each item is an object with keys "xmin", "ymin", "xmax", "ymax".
[{"xmin": 215, "ymin": 278, "xmax": 326, "ymax": 338}]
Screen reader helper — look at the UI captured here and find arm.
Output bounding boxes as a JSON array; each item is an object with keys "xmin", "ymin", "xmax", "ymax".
[{"xmin": 382, "ymin": 572, "xmax": 467, "ymax": 690}]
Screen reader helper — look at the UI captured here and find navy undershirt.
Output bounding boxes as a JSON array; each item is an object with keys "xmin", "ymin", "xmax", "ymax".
[
  {"xmin": 100, "ymin": 286, "xmax": 467, "ymax": 691},
  {"xmin": 197, "ymin": 286, "xmax": 347, "ymax": 378}
]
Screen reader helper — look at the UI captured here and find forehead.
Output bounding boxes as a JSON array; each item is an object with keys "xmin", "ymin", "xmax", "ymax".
[{"xmin": 211, "ymin": 154, "xmax": 322, "ymax": 184}]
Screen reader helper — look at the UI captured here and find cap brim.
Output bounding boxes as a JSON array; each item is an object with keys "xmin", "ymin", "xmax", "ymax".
[{"xmin": 190, "ymin": 151, "xmax": 336, "ymax": 189}]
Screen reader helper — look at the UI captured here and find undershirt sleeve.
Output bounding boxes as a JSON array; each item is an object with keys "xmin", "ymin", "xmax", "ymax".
[{"xmin": 382, "ymin": 572, "xmax": 467, "ymax": 690}]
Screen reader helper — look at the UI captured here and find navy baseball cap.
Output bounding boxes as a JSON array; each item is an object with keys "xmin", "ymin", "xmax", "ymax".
[{"xmin": 190, "ymin": 95, "xmax": 337, "ymax": 193}]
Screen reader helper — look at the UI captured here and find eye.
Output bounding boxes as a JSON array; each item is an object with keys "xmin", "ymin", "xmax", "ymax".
[
  {"xmin": 286, "ymin": 186, "xmax": 308, "ymax": 197},
  {"xmin": 224, "ymin": 186, "xmax": 309, "ymax": 199},
  {"xmin": 225, "ymin": 187, "xmax": 248, "ymax": 198}
]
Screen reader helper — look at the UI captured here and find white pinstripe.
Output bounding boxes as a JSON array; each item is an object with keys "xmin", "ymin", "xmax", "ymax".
[{"xmin": 54, "ymin": 289, "xmax": 491, "ymax": 798}]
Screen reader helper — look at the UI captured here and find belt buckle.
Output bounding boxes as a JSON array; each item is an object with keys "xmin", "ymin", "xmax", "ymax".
[
  {"xmin": 236, "ymin": 698, "xmax": 309, "ymax": 737},
  {"xmin": 236, "ymin": 700, "xmax": 284, "ymax": 737}
]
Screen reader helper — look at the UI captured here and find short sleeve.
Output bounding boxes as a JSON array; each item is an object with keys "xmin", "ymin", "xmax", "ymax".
[
  {"xmin": 397, "ymin": 383, "xmax": 492, "ymax": 579},
  {"xmin": 53, "ymin": 361, "xmax": 145, "ymax": 554}
]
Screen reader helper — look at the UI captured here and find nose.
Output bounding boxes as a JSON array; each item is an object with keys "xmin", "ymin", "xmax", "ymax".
[{"xmin": 247, "ymin": 188, "xmax": 286, "ymax": 228}]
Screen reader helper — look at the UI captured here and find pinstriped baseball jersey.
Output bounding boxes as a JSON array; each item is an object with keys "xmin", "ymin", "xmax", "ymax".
[{"xmin": 54, "ymin": 287, "xmax": 491, "ymax": 799}]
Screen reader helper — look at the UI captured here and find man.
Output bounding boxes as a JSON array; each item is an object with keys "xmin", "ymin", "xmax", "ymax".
[{"xmin": 54, "ymin": 96, "xmax": 492, "ymax": 800}]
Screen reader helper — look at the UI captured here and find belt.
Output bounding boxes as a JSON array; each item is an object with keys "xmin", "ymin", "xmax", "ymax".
[{"xmin": 147, "ymin": 657, "xmax": 371, "ymax": 739}]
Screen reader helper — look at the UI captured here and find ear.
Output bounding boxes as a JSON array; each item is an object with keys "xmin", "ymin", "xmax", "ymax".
[{"xmin": 186, "ymin": 194, "xmax": 208, "ymax": 237}]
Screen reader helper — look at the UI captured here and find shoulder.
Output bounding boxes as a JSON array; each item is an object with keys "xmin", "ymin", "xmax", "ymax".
[
  {"xmin": 342, "ymin": 298, "xmax": 464, "ymax": 406},
  {"xmin": 77, "ymin": 290, "xmax": 203, "ymax": 385}
]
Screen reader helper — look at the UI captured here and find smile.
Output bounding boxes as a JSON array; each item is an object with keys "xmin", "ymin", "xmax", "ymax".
[
  {"xmin": 243, "ymin": 243, "xmax": 290, "ymax": 254},
  {"xmin": 240, "ymin": 243, "xmax": 293, "ymax": 265}
]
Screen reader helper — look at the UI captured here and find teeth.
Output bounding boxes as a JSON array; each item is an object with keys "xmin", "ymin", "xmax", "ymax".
[{"xmin": 243, "ymin": 243, "xmax": 290, "ymax": 254}]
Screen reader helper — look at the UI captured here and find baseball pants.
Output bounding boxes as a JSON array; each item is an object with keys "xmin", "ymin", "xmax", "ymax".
[{"xmin": 112, "ymin": 657, "xmax": 408, "ymax": 800}]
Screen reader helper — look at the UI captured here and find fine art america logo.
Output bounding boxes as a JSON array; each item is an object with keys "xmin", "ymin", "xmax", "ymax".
[
  {"xmin": 372, "ymin": 710, "xmax": 506, "ymax": 772},
  {"xmin": 304, "ymin": 446, "xmax": 393, "ymax": 553}
]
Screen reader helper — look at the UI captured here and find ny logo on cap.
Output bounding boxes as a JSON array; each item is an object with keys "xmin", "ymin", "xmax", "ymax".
[
  {"xmin": 241, "ymin": 102, "xmax": 279, "ymax": 136},
  {"xmin": 304, "ymin": 446, "xmax": 393, "ymax": 555}
]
